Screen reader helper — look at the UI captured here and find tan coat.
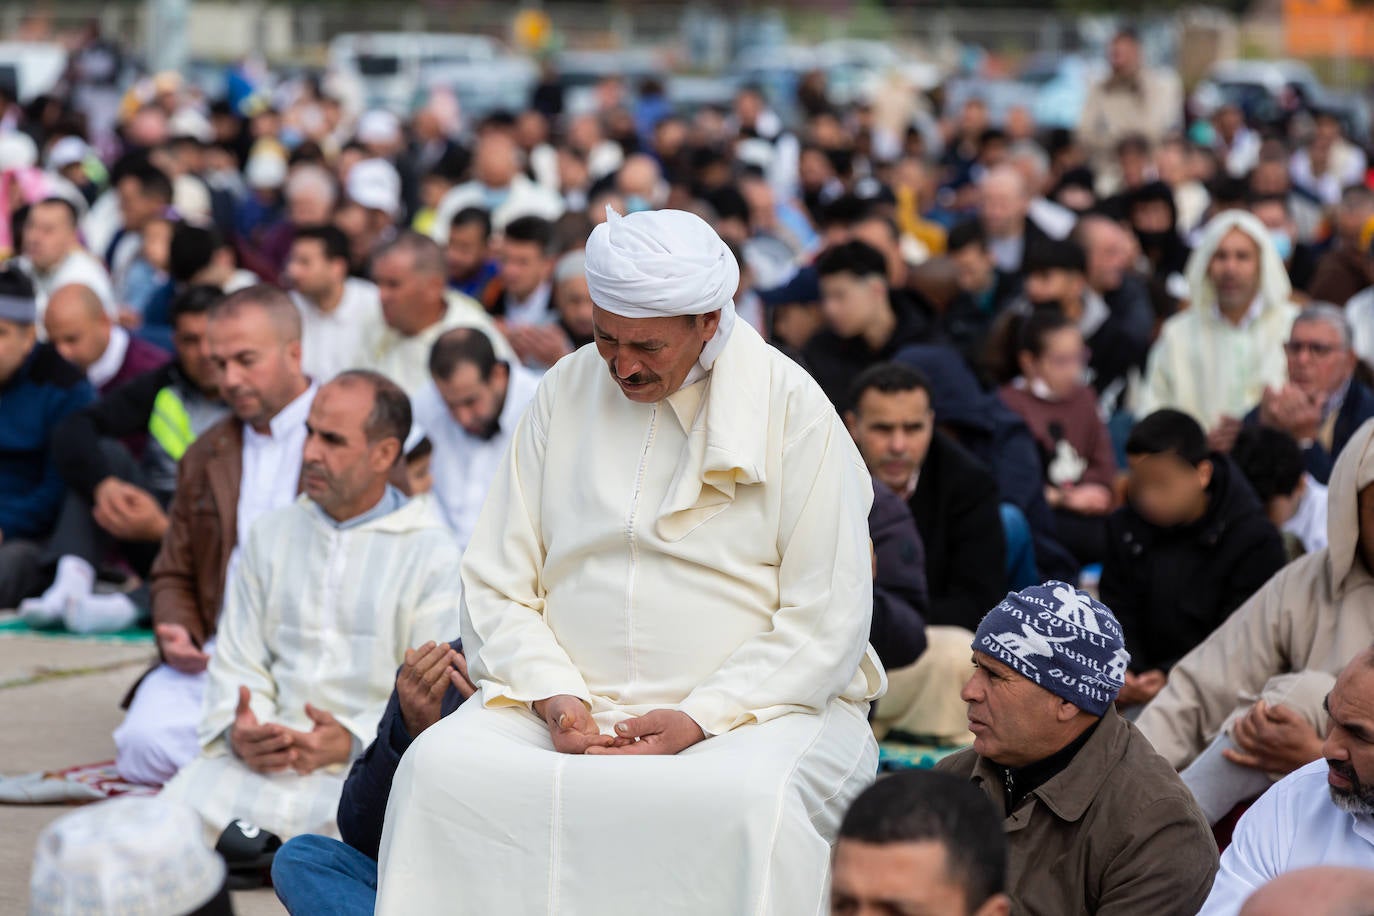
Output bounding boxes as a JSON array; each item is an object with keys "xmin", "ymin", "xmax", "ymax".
[
  {"xmin": 938, "ymin": 707, "xmax": 1217, "ymax": 915},
  {"xmin": 1077, "ymin": 68, "xmax": 1181, "ymax": 187},
  {"xmin": 1136, "ymin": 419, "xmax": 1374, "ymax": 769}
]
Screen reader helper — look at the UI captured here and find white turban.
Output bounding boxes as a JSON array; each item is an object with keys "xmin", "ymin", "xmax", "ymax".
[
  {"xmin": 585, "ymin": 208, "xmax": 740, "ymax": 370},
  {"xmin": 585, "ymin": 208, "xmax": 739, "ymax": 319}
]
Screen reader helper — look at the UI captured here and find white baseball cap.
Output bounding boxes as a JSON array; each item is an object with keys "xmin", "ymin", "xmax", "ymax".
[
  {"xmin": 46, "ymin": 136, "xmax": 89, "ymax": 171},
  {"xmin": 346, "ymin": 157, "xmax": 401, "ymax": 218}
]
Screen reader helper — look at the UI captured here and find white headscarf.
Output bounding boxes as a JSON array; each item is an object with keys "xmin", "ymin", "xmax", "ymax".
[
  {"xmin": 584, "ymin": 208, "xmax": 740, "ymax": 370},
  {"xmin": 1185, "ymin": 209, "xmax": 1294, "ymax": 314}
]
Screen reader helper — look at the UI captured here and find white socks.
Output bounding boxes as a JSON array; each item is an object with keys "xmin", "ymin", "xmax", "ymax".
[
  {"xmin": 65, "ymin": 593, "xmax": 139, "ymax": 635},
  {"xmin": 19, "ymin": 556, "xmax": 138, "ymax": 633},
  {"xmin": 20, "ymin": 556, "xmax": 96, "ymax": 628}
]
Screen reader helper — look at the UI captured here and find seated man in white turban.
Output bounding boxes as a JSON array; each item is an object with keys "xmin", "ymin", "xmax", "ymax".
[{"xmin": 375, "ymin": 209, "xmax": 885, "ymax": 915}]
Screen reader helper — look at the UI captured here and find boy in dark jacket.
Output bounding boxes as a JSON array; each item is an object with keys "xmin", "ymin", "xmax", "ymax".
[{"xmin": 1103, "ymin": 409, "xmax": 1287, "ymax": 709}]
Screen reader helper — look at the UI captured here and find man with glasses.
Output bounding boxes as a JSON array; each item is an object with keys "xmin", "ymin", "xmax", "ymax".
[{"xmin": 1245, "ymin": 305, "xmax": 1374, "ymax": 484}]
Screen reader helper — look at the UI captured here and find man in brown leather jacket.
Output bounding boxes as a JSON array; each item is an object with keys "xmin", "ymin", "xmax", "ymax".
[{"xmin": 114, "ymin": 284, "xmax": 314, "ymax": 786}]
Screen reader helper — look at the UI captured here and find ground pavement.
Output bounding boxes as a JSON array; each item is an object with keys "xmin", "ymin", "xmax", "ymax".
[{"xmin": 0, "ymin": 621, "xmax": 285, "ymax": 915}]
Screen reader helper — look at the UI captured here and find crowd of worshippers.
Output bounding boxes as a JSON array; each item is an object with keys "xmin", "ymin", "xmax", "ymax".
[{"xmin": 5, "ymin": 25, "xmax": 1374, "ymax": 916}]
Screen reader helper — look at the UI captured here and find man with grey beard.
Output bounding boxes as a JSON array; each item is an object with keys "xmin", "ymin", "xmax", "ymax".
[{"xmin": 1197, "ymin": 645, "xmax": 1374, "ymax": 916}]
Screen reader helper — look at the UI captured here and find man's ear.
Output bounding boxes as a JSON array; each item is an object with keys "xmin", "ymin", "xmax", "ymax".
[
  {"xmin": 1055, "ymin": 698, "xmax": 1082, "ymax": 723},
  {"xmin": 1197, "ymin": 458, "xmax": 1214, "ymax": 490},
  {"xmin": 371, "ymin": 437, "xmax": 402, "ymax": 475},
  {"xmin": 844, "ymin": 410, "xmax": 858, "ymax": 437}
]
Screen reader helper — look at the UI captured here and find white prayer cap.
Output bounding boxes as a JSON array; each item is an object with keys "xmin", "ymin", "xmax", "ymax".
[
  {"xmin": 168, "ymin": 107, "xmax": 214, "ymax": 144},
  {"xmin": 46, "ymin": 136, "xmax": 88, "ymax": 171},
  {"xmin": 357, "ymin": 109, "xmax": 402, "ymax": 147},
  {"xmin": 30, "ymin": 797, "xmax": 228, "ymax": 916},
  {"xmin": 584, "ymin": 208, "xmax": 740, "ymax": 319},
  {"xmin": 245, "ymin": 150, "xmax": 288, "ymax": 190},
  {"xmin": 174, "ymin": 173, "xmax": 213, "ymax": 221},
  {"xmin": 0, "ymin": 132, "xmax": 38, "ymax": 172},
  {"xmin": 553, "ymin": 249, "xmax": 586, "ymax": 284},
  {"xmin": 347, "ymin": 157, "xmax": 401, "ymax": 218}
]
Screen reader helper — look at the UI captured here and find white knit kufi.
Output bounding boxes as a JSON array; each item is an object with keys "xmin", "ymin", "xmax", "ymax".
[{"xmin": 30, "ymin": 797, "xmax": 227, "ymax": 915}]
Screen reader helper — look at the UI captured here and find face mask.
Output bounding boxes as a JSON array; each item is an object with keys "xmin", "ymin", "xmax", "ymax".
[
  {"xmin": 1269, "ymin": 229, "xmax": 1293, "ymax": 262},
  {"xmin": 625, "ymin": 194, "xmax": 652, "ymax": 214},
  {"xmin": 1135, "ymin": 229, "xmax": 1171, "ymax": 252}
]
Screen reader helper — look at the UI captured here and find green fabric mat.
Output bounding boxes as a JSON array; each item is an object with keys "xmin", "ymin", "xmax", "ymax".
[
  {"xmin": 0, "ymin": 616, "xmax": 154, "ymax": 644},
  {"xmin": 877, "ymin": 741, "xmax": 967, "ymax": 771}
]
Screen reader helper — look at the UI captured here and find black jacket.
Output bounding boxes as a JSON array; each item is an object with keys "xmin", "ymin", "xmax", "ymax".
[
  {"xmin": 804, "ymin": 292, "xmax": 938, "ymax": 411},
  {"xmin": 941, "ymin": 270, "xmax": 1022, "ymax": 380},
  {"xmin": 1099, "ymin": 455, "xmax": 1287, "ymax": 672},
  {"xmin": 869, "ymin": 479, "xmax": 928, "ymax": 669},
  {"xmin": 908, "ymin": 430, "xmax": 1008, "ymax": 630},
  {"xmin": 337, "ymin": 640, "xmax": 468, "ymax": 860},
  {"xmin": 52, "ymin": 361, "xmax": 197, "ymax": 500}
]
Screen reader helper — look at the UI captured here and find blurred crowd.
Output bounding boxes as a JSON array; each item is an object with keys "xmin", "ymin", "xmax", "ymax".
[{"xmin": 6, "ymin": 21, "xmax": 1374, "ymax": 916}]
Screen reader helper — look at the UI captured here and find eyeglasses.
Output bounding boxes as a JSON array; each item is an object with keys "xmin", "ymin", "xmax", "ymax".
[{"xmin": 1283, "ymin": 340, "xmax": 1341, "ymax": 358}]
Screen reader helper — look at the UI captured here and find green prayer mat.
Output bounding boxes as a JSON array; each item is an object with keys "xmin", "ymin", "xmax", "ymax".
[
  {"xmin": 877, "ymin": 740, "xmax": 968, "ymax": 771},
  {"xmin": 0, "ymin": 616, "xmax": 155, "ymax": 644}
]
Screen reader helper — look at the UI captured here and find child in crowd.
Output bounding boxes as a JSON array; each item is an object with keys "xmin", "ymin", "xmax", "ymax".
[
  {"xmin": 999, "ymin": 309, "xmax": 1118, "ymax": 565},
  {"xmin": 1102, "ymin": 409, "xmax": 1287, "ymax": 710}
]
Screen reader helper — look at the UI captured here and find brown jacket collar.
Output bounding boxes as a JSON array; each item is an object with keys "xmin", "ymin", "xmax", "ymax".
[{"xmin": 970, "ymin": 706, "xmax": 1129, "ymax": 825}]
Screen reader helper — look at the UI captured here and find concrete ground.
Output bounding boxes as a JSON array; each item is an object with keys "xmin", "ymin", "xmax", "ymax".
[{"xmin": 0, "ymin": 626, "xmax": 285, "ymax": 915}]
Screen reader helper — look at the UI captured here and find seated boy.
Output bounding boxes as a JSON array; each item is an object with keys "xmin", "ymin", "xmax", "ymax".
[{"xmin": 1102, "ymin": 409, "xmax": 1287, "ymax": 710}]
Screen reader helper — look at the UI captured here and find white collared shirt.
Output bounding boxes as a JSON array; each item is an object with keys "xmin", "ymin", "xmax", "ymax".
[
  {"xmin": 236, "ymin": 383, "xmax": 317, "ymax": 551},
  {"xmin": 1198, "ymin": 758, "xmax": 1374, "ymax": 916},
  {"xmin": 415, "ymin": 364, "xmax": 540, "ymax": 550},
  {"xmin": 293, "ymin": 278, "xmax": 383, "ymax": 383},
  {"xmin": 87, "ymin": 325, "xmax": 130, "ymax": 390},
  {"xmin": 504, "ymin": 282, "xmax": 552, "ymax": 328}
]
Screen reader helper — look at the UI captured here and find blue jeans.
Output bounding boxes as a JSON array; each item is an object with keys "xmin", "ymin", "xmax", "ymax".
[{"xmin": 272, "ymin": 834, "xmax": 377, "ymax": 916}]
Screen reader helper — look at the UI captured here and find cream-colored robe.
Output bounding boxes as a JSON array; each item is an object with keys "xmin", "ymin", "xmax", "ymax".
[
  {"xmin": 1136, "ymin": 211, "xmax": 1298, "ymax": 429},
  {"xmin": 160, "ymin": 495, "xmax": 462, "ymax": 840},
  {"xmin": 356, "ymin": 291, "xmax": 514, "ymax": 396},
  {"xmin": 376, "ymin": 322, "xmax": 885, "ymax": 915}
]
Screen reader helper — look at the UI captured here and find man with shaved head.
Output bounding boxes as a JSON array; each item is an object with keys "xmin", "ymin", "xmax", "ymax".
[
  {"xmin": 978, "ymin": 165, "xmax": 1050, "ymax": 276},
  {"xmin": 44, "ymin": 283, "xmax": 169, "ymax": 394},
  {"xmin": 113, "ymin": 284, "xmax": 316, "ymax": 787},
  {"xmin": 1238, "ymin": 867, "xmax": 1374, "ymax": 916}
]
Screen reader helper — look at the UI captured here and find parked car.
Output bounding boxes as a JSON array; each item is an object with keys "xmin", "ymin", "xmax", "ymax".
[
  {"xmin": 1189, "ymin": 59, "xmax": 1370, "ymax": 142},
  {"xmin": 328, "ymin": 32, "xmax": 532, "ymax": 116}
]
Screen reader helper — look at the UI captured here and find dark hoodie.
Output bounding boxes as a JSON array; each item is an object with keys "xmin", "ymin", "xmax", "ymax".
[
  {"xmin": 896, "ymin": 344, "xmax": 1079, "ymax": 583},
  {"xmin": 1100, "ymin": 454, "xmax": 1287, "ymax": 673}
]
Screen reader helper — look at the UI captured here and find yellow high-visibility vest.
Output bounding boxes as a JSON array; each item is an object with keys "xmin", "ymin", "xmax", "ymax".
[{"xmin": 148, "ymin": 387, "xmax": 196, "ymax": 461}]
